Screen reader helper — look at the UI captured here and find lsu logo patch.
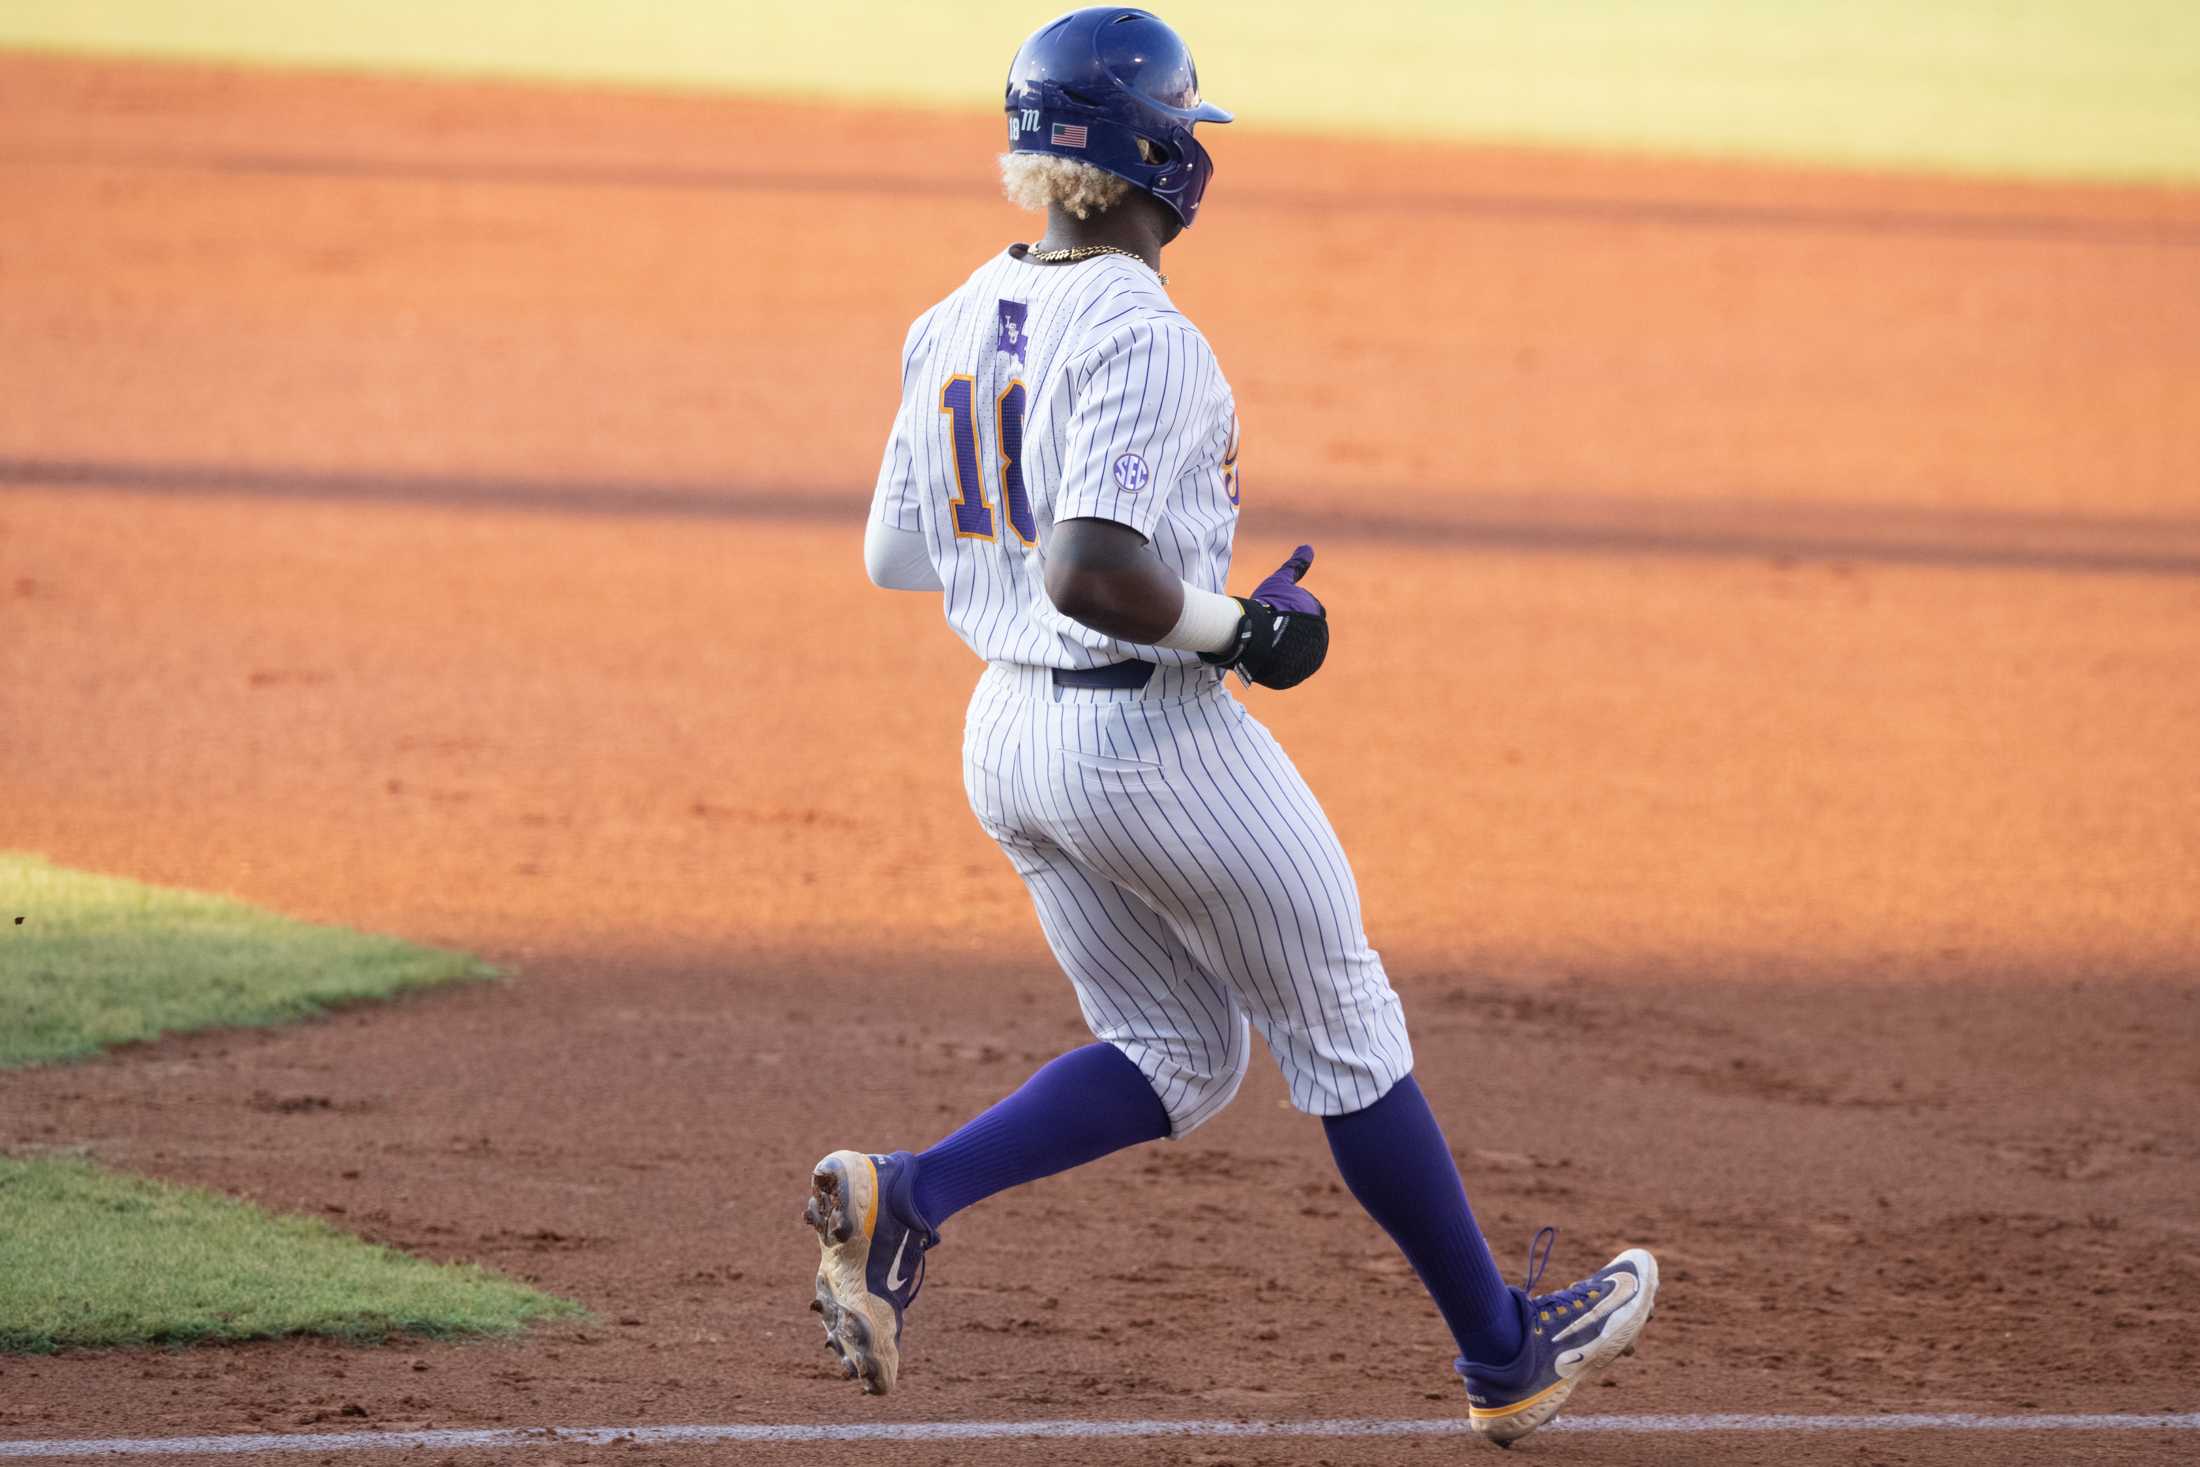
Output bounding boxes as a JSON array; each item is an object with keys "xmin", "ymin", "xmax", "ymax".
[
  {"xmin": 995, "ymin": 299, "xmax": 1029, "ymax": 364},
  {"xmin": 1111, "ymin": 453, "xmax": 1150, "ymax": 492}
]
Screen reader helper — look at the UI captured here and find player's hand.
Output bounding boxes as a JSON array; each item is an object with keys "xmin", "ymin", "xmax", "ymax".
[
  {"xmin": 1202, "ymin": 544, "xmax": 1330, "ymax": 690},
  {"xmin": 1249, "ymin": 544, "xmax": 1322, "ymax": 618}
]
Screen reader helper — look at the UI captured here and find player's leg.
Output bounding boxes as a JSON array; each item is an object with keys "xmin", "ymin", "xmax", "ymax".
[
  {"xmin": 806, "ymin": 834, "xmax": 1251, "ymax": 1393},
  {"xmin": 804, "ymin": 669, "xmax": 1250, "ymax": 1394},
  {"xmin": 1320, "ymin": 1073, "xmax": 1524, "ymax": 1362},
  {"xmin": 1108, "ymin": 691, "xmax": 1656, "ymax": 1440},
  {"xmin": 919, "ymin": 665, "xmax": 1250, "ymax": 1217},
  {"xmin": 911, "ymin": 846, "xmax": 1253, "ymax": 1225},
  {"xmin": 906, "ymin": 1044, "xmax": 1168, "ymax": 1223},
  {"xmin": 1044, "ymin": 687, "xmax": 1525, "ymax": 1365},
  {"xmin": 947, "ymin": 665, "xmax": 1254, "ymax": 1159}
]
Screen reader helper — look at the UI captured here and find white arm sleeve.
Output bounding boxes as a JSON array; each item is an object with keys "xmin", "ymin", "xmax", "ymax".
[
  {"xmin": 869, "ymin": 307, "xmax": 937, "ymax": 534},
  {"xmin": 861, "ymin": 306, "xmax": 944, "ymax": 592},
  {"xmin": 864, "ymin": 513, "xmax": 943, "ymax": 592}
]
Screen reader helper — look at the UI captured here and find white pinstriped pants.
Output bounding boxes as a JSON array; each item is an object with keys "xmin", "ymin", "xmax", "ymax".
[{"xmin": 962, "ymin": 662, "xmax": 1414, "ymax": 1136}]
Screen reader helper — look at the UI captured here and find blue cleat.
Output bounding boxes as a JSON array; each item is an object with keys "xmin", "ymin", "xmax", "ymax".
[
  {"xmin": 1455, "ymin": 1227, "xmax": 1659, "ymax": 1446},
  {"xmin": 804, "ymin": 1149, "xmax": 940, "ymax": 1395}
]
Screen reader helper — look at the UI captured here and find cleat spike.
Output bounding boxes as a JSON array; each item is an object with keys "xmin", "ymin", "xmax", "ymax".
[{"xmin": 804, "ymin": 1148, "xmax": 924, "ymax": 1398}]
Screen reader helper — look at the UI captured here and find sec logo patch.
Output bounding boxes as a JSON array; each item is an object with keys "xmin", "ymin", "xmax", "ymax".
[{"xmin": 1112, "ymin": 453, "xmax": 1150, "ymax": 492}]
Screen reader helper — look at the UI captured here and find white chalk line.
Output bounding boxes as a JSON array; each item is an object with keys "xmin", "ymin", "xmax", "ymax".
[{"xmin": 2, "ymin": 1414, "xmax": 2196, "ymax": 1458}]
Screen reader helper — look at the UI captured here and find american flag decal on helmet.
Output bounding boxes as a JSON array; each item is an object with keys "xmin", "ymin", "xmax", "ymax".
[{"xmin": 1050, "ymin": 122, "xmax": 1089, "ymax": 149}]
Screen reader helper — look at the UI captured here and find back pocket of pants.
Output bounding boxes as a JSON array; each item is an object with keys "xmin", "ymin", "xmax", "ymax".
[{"xmin": 1058, "ymin": 747, "xmax": 1164, "ymax": 777}]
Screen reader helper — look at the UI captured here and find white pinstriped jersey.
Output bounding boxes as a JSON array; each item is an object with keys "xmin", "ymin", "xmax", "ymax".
[{"xmin": 871, "ymin": 248, "xmax": 1242, "ymax": 670}]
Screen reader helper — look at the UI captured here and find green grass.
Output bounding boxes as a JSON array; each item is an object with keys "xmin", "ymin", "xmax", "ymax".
[
  {"xmin": 0, "ymin": 1157, "xmax": 579, "ymax": 1352},
  {"xmin": 0, "ymin": 863, "xmax": 562, "ymax": 1353},
  {"xmin": 0, "ymin": 853, "xmax": 491, "ymax": 1067},
  {"xmin": 3, "ymin": 1, "xmax": 2198, "ymax": 182}
]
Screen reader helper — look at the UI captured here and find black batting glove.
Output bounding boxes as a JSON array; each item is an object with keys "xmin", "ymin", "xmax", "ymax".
[{"xmin": 1200, "ymin": 544, "xmax": 1330, "ymax": 690}]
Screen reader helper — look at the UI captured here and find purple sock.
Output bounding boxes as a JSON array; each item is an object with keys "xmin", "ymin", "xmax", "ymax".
[
  {"xmin": 1322, "ymin": 1073, "xmax": 1525, "ymax": 1366},
  {"xmin": 912, "ymin": 1042, "xmax": 1172, "ymax": 1225}
]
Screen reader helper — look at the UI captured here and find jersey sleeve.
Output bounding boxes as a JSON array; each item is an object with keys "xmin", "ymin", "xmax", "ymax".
[
  {"xmin": 1054, "ymin": 321, "xmax": 1219, "ymax": 539},
  {"xmin": 869, "ymin": 307, "xmax": 939, "ymax": 534}
]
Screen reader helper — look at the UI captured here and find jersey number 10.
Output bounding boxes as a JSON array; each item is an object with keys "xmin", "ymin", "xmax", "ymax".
[{"xmin": 941, "ymin": 375, "xmax": 1036, "ymax": 545}]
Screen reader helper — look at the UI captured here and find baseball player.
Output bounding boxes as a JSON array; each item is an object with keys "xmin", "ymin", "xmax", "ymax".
[{"xmin": 809, "ymin": 7, "xmax": 1657, "ymax": 1444}]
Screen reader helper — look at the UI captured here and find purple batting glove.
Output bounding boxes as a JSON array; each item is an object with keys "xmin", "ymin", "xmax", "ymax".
[{"xmin": 1248, "ymin": 544, "xmax": 1323, "ymax": 617}]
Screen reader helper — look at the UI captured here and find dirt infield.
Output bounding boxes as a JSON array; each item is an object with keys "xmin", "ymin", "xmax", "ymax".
[{"xmin": 3, "ymin": 53, "xmax": 2198, "ymax": 1464}]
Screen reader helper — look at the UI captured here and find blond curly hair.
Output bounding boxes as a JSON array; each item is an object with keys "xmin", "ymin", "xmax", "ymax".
[{"xmin": 999, "ymin": 153, "xmax": 1133, "ymax": 219}]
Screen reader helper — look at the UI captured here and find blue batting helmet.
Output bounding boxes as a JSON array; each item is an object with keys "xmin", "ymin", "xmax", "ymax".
[{"xmin": 1004, "ymin": 7, "xmax": 1233, "ymax": 228}]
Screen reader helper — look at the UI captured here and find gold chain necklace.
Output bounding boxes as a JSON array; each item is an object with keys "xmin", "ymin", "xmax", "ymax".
[{"xmin": 1025, "ymin": 243, "xmax": 1166, "ymax": 285}]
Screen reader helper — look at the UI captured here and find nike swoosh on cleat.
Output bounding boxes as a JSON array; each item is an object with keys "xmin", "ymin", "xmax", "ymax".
[
  {"xmin": 1554, "ymin": 1271, "xmax": 1637, "ymax": 1343},
  {"xmin": 883, "ymin": 1232, "xmax": 912, "ymax": 1291}
]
